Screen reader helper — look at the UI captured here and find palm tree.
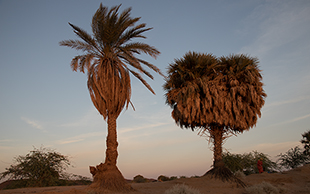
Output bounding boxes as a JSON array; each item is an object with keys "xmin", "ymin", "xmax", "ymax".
[
  {"xmin": 163, "ymin": 52, "xmax": 266, "ymax": 185},
  {"xmin": 59, "ymin": 4, "xmax": 162, "ymax": 192}
]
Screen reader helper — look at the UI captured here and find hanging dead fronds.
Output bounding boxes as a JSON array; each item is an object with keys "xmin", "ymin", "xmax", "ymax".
[
  {"xmin": 164, "ymin": 52, "xmax": 266, "ymax": 133},
  {"xmin": 60, "ymin": 3, "xmax": 162, "ymax": 119}
]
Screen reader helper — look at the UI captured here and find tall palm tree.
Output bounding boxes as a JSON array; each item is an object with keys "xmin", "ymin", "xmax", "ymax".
[
  {"xmin": 163, "ymin": 52, "xmax": 266, "ymax": 185},
  {"xmin": 60, "ymin": 4, "xmax": 162, "ymax": 192}
]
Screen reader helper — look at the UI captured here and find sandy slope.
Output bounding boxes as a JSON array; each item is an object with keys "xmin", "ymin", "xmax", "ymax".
[{"xmin": 1, "ymin": 164, "xmax": 309, "ymax": 194}]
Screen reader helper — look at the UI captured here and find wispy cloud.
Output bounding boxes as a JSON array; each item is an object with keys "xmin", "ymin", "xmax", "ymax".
[
  {"xmin": 60, "ymin": 109, "xmax": 103, "ymax": 128},
  {"xmin": 58, "ymin": 139, "xmax": 84, "ymax": 145},
  {"xmin": 0, "ymin": 139, "xmax": 14, "ymax": 143},
  {"xmin": 286, "ymin": 113, "xmax": 310, "ymax": 123},
  {"xmin": 240, "ymin": 2, "xmax": 310, "ymax": 57},
  {"xmin": 0, "ymin": 145, "xmax": 13, "ymax": 150},
  {"xmin": 56, "ymin": 131, "xmax": 105, "ymax": 145},
  {"xmin": 267, "ymin": 113, "xmax": 310, "ymax": 128},
  {"xmin": 119, "ymin": 122, "xmax": 169, "ymax": 134},
  {"xmin": 21, "ymin": 117, "xmax": 46, "ymax": 132},
  {"xmin": 264, "ymin": 95, "xmax": 310, "ymax": 109}
]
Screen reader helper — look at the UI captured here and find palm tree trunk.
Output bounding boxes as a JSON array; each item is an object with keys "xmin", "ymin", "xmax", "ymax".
[
  {"xmin": 212, "ymin": 126, "xmax": 224, "ymax": 168},
  {"xmin": 88, "ymin": 114, "xmax": 134, "ymax": 192},
  {"xmin": 204, "ymin": 126, "xmax": 246, "ymax": 187},
  {"xmin": 105, "ymin": 114, "xmax": 118, "ymax": 166}
]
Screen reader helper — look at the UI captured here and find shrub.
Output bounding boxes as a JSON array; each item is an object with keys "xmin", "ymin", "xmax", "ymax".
[
  {"xmin": 190, "ymin": 175, "xmax": 200, "ymax": 178},
  {"xmin": 301, "ymin": 130, "xmax": 310, "ymax": 156},
  {"xmin": 158, "ymin": 175, "xmax": 170, "ymax": 182},
  {"xmin": 133, "ymin": 175, "xmax": 146, "ymax": 183},
  {"xmin": 223, "ymin": 151, "xmax": 277, "ymax": 175},
  {"xmin": 244, "ymin": 182, "xmax": 286, "ymax": 194},
  {"xmin": 277, "ymin": 146, "xmax": 310, "ymax": 169},
  {"xmin": 0, "ymin": 147, "xmax": 71, "ymax": 187},
  {"xmin": 164, "ymin": 184, "xmax": 201, "ymax": 194}
]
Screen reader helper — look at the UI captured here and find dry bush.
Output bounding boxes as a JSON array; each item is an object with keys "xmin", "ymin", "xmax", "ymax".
[
  {"xmin": 244, "ymin": 182, "xmax": 286, "ymax": 194},
  {"xmin": 158, "ymin": 175, "xmax": 170, "ymax": 182},
  {"xmin": 234, "ymin": 170, "xmax": 246, "ymax": 180},
  {"xmin": 133, "ymin": 175, "xmax": 146, "ymax": 183},
  {"xmin": 164, "ymin": 184, "xmax": 201, "ymax": 194}
]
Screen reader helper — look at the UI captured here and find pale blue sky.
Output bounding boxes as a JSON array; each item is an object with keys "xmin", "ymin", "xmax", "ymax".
[{"xmin": 1, "ymin": 0, "xmax": 310, "ymax": 180}]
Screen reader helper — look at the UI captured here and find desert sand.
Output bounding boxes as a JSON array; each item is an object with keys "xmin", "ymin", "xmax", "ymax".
[{"xmin": 0, "ymin": 164, "xmax": 309, "ymax": 194}]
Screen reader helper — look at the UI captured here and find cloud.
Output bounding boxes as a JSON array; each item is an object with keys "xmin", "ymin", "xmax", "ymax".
[
  {"xmin": 60, "ymin": 109, "xmax": 103, "ymax": 128},
  {"xmin": 266, "ymin": 113, "xmax": 310, "ymax": 128},
  {"xmin": 264, "ymin": 95, "xmax": 310, "ymax": 109},
  {"xmin": 21, "ymin": 117, "xmax": 46, "ymax": 132},
  {"xmin": 56, "ymin": 131, "xmax": 105, "ymax": 145},
  {"xmin": 240, "ymin": 1, "xmax": 310, "ymax": 57},
  {"xmin": 118, "ymin": 122, "xmax": 169, "ymax": 135},
  {"xmin": 0, "ymin": 139, "xmax": 14, "ymax": 143},
  {"xmin": 287, "ymin": 113, "xmax": 310, "ymax": 123}
]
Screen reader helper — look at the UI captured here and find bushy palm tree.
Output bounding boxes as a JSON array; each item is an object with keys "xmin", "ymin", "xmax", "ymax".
[
  {"xmin": 60, "ymin": 4, "xmax": 162, "ymax": 192},
  {"xmin": 163, "ymin": 52, "xmax": 266, "ymax": 185}
]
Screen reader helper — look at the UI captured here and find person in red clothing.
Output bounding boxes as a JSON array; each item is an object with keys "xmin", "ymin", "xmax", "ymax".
[{"xmin": 257, "ymin": 158, "xmax": 264, "ymax": 173}]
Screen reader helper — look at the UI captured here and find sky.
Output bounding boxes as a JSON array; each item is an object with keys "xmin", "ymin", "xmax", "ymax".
[{"xmin": 1, "ymin": 0, "xmax": 310, "ymax": 180}]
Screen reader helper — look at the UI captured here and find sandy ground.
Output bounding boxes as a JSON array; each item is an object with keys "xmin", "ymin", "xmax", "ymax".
[{"xmin": 1, "ymin": 164, "xmax": 309, "ymax": 194}]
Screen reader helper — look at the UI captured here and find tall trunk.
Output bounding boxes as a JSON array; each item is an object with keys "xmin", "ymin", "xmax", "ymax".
[
  {"xmin": 88, "ymin": 114, "xmax": 134, "ymax": 192},
  {"xmin": 212, "ymin": 126, "xmax": 224, "ymax": 168},
  {"xmin": 105, "ymin": 114, "xmax": 118, "ymax": 166}
]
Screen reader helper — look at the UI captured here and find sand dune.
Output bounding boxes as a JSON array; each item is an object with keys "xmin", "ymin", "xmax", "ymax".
[{"xmin": 1, "ymin": 164, "xmax": 309, "ymax": 194}]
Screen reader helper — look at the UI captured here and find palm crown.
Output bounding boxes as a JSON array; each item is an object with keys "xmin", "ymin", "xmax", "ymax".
[
  {"xmin": 164, "ymin": 52, "xmax": 266, "ymax": 133},
  {"xmin": 60, "ymin": 4, "xmax": 162, "ymax": 119}
]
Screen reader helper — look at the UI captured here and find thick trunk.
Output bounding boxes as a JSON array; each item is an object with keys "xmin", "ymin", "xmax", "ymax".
[
  {"xmin": 212, "ymin": 127, "xmax": 224, "ymax": 168},
  {"xmin": 204, "ymin": 126, "xmax": 246, "ymax": 187},
  {"xmin": 88, "ymin": 114, "xmax": 134, "ymax": 192},
  {"xmin": 105, "ymin": 115, "xmax": 118, "ymax": 166}
]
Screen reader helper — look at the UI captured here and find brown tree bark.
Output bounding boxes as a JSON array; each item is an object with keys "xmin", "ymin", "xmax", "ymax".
[
  {"xmin": 204, "ymin": 126, "xmax": 246, "ymax": 187},
  {"xmin": 105, "ymin": 115, "xmax": 118, "ymax": 166},
  {"xmin": 212, "ymin": 127, "xmax": 224, "ymax": 168},
  {"xmin": 88, "ymin": 115, "xmax": 134, "ymax": 192}
]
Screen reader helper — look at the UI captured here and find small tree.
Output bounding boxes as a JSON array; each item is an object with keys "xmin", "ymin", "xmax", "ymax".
[
  {"xmin": 277, "ymin": 146, "xmax": 310, "ymax": 169},
  {"xmin": 0, "ymin": 147, "xmax": 71, "ymax": 187},
  {"xmin": 301, "ymin": 130, "xmax": 310, "ymax": 155}
]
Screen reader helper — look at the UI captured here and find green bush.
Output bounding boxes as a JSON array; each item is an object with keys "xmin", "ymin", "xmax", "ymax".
[
  {"xmin": 0, "ymin": 147, "xmax": 71, "ymax": 187},
  {"xmin": 301, "ymin": 130, "xmax": 310, "ymax": 156},
  {"xmin": 223, "ymin": 151, "xmax": 277, "ymax": 175},
  {"xmin": 164, "ymin": 184, "xmax": 201, "ymax": 194},
  {"xmin": 277, "ymin": 146, "xmax": 310, "ymax": 169},
  {"xmin": 133, "ymin": 175, "xmax": 146, "ymax": 183},
  {"xmin": 0, "ymin": 147, "xmax": 91, "ymax": 189}
]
